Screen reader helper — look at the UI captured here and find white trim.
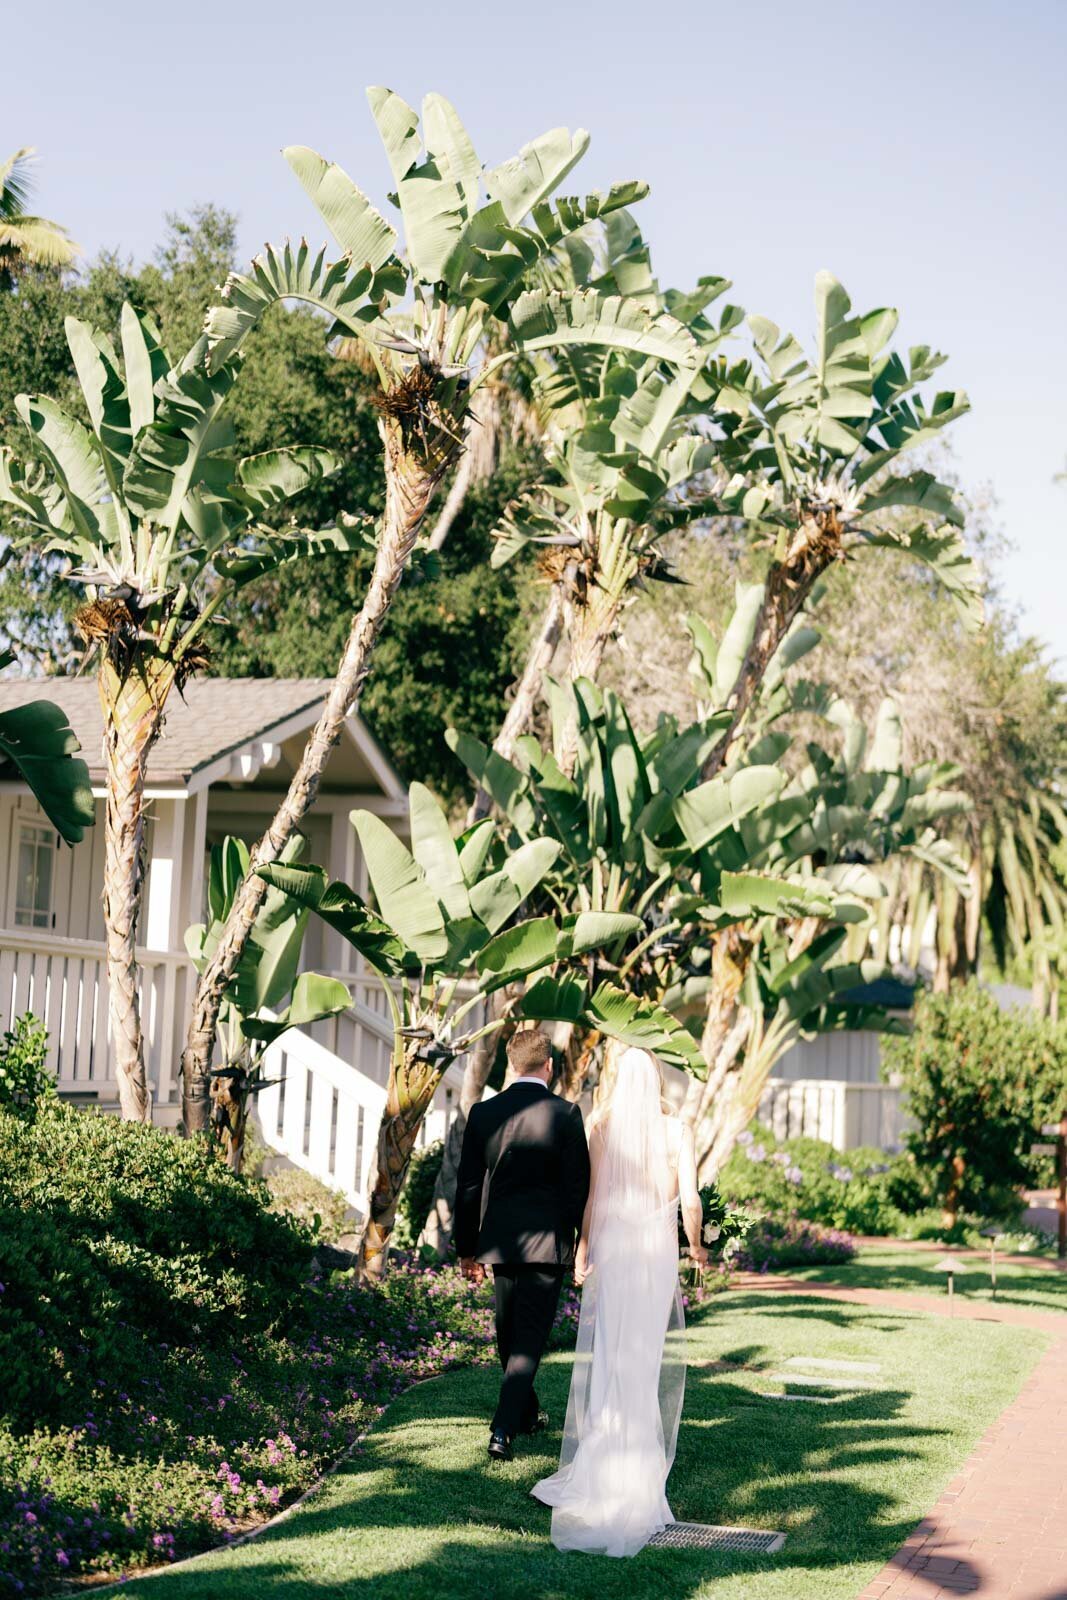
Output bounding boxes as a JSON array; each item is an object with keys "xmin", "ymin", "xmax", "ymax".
[
  {"xmin": 187, "ymin": 700, "xmax": 404, "ymax": 800},
  {"xmin": 206, "ymin": 789, "xmax": 406, "ymax": 817},
  {"xmin": 187, "ymin": 704, "xmax": 328, "ymax": 794},
  {"xmin": 343, "ymin": 715, "xmax": 405, "ymax": 800}
]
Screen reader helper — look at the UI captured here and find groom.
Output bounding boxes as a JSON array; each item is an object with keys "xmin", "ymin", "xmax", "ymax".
[{"xmin": 455, "ymin": 1028, "xmax": 590, "ymax": 1462}]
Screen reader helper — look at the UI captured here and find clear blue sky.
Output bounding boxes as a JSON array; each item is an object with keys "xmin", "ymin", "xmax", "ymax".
[{"xmin": 7, "ymin": 0, "xmax": 1065, "ymax": 662}]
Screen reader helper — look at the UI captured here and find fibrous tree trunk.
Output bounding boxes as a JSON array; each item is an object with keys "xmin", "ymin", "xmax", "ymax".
[
  {"xmin": 467, "ymin": 584, "xmax": 564, "ymax": 825},
  {"xmin": 208, "ymin": 1060, "xmax": 250, "ymax": 1173},
  {"xmin": 360, "ymin": 1046, "xmax": 442, "ymax": 1278},
  {"xmin": 181, "ymin": 416, "xmax": 451, "ymax": 1133},
  {"xmin": 99, "ymin": 651, "xmax": 177, "ymax": 1123},
  {"xmin": 682, "ymin": 929, "xmax": 754, "ymax": 1133},
  {"xmin": 700, "ymin": 519, "xmax": 844, "ymax": 782},
  {"xmin": 426, "ymin": 384, "xmax": 501, "ymax": 552}
]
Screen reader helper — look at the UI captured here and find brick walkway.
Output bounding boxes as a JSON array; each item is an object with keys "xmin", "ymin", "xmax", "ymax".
[{"xmin": 732, "ymin": 1276, "xmax": 1067, "ymax": 1599}]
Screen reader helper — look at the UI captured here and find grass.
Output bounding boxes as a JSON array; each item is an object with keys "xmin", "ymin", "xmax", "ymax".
[
  {"xmin": 119, "ymin": 1292, "xmax": 1047, "ymax": 1600},
  {"xmin": 779, "ymin": 1244, "xmax": 1067, "ymax": 1313}
]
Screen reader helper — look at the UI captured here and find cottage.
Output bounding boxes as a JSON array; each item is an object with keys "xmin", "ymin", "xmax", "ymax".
[{"xmin": 0, "ymin": 677, "xmax": 458, "ymax": 1211}]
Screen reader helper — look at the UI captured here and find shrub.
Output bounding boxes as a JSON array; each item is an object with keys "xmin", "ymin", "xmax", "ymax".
[
  {"xmin": 0, "ymin": 1102, "xmax": 582, "ymax": 1595},
  {"xmin": 0, "ymin": 1256, "xmax": 508, "ymax": 1596},
  {"xmin": 263, "ymin": 1165, "xmax": 352, "ymax": 1243},
  {"xmin": 734, "ymin": 1216, "xmax": 856, "ymax": 1271},
  {"xmin": 0, "ymin": 1014, "xmax": 53, "ymax": 1113},
  {"xmin": 717, "ymin": 1124, "xmax": 913, "ymax": 1234},
  {"xmin": 392, "ymin": 1139, "xmax": 444, "ymax": 1251},
  {"xmin": 0, "ymin": 1101, "xmax": 313, "ymax": 1428},
  {"xmin": 883, "ymin": 981, "xmax": 1066, "ymax": 1223}
]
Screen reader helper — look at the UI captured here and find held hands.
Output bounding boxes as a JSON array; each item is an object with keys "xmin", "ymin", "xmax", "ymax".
[
  {"xmin": 459, "ymin": 1257, "xmax": 486, "ymax": 1286},
  {"xmin": 573, "ymin": 1241, "xmax": 590, "ymax": 1286}
]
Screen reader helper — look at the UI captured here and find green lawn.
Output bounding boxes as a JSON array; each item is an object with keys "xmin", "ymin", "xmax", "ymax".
[
  {"xmin": 119, "ymin": 1293, "xmax": 1046, "ymax": 1600},
  {"xmin": 782, "ymin": 1245, "xmax": 1067, "ymax": 1313}
]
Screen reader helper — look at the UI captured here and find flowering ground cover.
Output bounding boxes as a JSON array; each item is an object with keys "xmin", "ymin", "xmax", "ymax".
[
  {"xmin": 733, "ymin": 1216, "xmax": 856, "ymax": 1271},
  {"xmin": 0, "ymin": 1258, "xmax": 580, "ymax": 1596}
]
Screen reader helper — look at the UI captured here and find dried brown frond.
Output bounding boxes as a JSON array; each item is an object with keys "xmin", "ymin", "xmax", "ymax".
[
  {"xmin": 74, "ymin": 597, "xmax": 209, "ymax": 687},
  {"xmin": 74, "ymin": 597, "xmax": 137, "ymax": 646},
  {"xmin": 370, "ymin": 364, "xmax": 437, "ymax": 421},
  {"xmin": 536, "ymin": 546, "xmax": 574, "ymax": 583},
  {"xmin": 371, "ymin": 364, "xmax": 467, "ymax": 469}
]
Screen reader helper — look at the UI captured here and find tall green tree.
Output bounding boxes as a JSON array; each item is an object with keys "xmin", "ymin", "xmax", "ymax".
[
  {"xmin": 0, "ymin": 308, "xmax": 346, "ymax": 1119},
  {"xmin": 180, "ymin": 87, "xmax": 700, "ymax": 1131}
]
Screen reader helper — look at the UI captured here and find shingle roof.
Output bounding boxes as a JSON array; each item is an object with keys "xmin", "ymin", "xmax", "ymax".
[{"xmin": 0, "ymin": 677, "xmax": 367, "ymax": 787}]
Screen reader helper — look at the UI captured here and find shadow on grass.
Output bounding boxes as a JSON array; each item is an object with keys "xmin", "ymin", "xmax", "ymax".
[
  {"xmin": 789, "ymin": 1256, "xmax": 1067, "ymax": 1312},
  {"xmin": 118, "ymin": 1325, "xmax": 974, "ymax": 1600}
]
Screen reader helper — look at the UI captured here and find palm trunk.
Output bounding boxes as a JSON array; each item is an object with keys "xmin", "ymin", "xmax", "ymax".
[
  {"xmin": 181, "ymin": 418, "xmax": 449, "ymax": 1133},
  {"xmin": 467, "ymin": 585, "xmax": 564, "ymax": 825},
  {"xmin": 360, "ymin": 1046, "xmax": 442, "ymax": 1279},
  {"xmin": 682, "ymin": 930, "xmax": 752, "ymax": 1126},
  {"xmin": 426, "ymin": 384, "xmax": 501, "ymax": 552},
  {"xmin": 700, "ymin": 528, "xmax": 842, "ymax": 781},
  {"xmin": 99, "ymin": 653, "xmax": 176, "ymax": 1123},
  {"xmin": 424, "ymin": 582, "xmax": 568, "ymax": 1251},
  {"xmin": 208, "ymin": 1061, "xmax": 249, "ymax": 1173}
]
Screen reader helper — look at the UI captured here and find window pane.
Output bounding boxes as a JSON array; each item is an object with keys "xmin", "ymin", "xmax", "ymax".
[
  {"xmin": 14, "ymin": 823, "xmax": 55, "ymax": 929},
  {"xmin": 33, "ymin": 838, "xmax": 53, "ymax": 914},
  {"xmin": 16, "ymin": 841, "xmax": 36, "ymax": 917}
]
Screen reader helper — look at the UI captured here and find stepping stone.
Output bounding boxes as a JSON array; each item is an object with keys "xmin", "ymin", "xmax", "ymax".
[
  {"xmin": 768, "ymin": 1372, "xmax": 881, "ymax": 1390},
  {"xmin": 648, "ymin": 1522, "xmax": 786, "ymax": 1553},
  {"xmin": 782, "ymin": 1356, "xmax": 881, "ymax": 1375},
  {"xmin": 771, "ymin": 1392, "xmax": 849, "ymax": 1405}
]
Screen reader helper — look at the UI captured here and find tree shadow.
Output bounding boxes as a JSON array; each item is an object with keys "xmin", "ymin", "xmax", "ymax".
[
  {"xmin": 787, "ymin": 1257, "xmax": 1067, "ymax": 1313},
  {"xmin": 113, "ymin": 1324, "xmax": 991, "ymax": 1600}
]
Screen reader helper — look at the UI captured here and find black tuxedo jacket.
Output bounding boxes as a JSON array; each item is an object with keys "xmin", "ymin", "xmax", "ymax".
[{"xmin": 454, "ymin": 1080, "xmax": 591, "ymax": 1267}]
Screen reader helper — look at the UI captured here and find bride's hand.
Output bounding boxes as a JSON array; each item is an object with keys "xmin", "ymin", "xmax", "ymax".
[
  {"xmin": 688, "ymin": 1243, "xmax": 709, "ymax": 1268},
  {"xmin": 574, "ymin": 1243, "xmax": 589, "ymax": 1286}
]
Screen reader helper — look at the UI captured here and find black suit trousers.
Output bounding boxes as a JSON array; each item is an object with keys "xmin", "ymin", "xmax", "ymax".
[{"xmin": 491, "ymin": 1264, "xmax": 564, "ymax": 1438}]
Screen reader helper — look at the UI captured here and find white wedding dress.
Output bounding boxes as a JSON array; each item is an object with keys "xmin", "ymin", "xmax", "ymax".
[{"xmin": 532, "ymin": 1048, "xmax": 686, "ymax": 1558}]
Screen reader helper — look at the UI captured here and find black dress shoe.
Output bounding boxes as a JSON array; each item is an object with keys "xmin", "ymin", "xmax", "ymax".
[
  {"xmin": 487, "ymin": 1429, "xmax": 513, "ymax": 1462},
  {"xmin": 520, "ymin": 1409, "xmax": 549, "ymax": 1435}
]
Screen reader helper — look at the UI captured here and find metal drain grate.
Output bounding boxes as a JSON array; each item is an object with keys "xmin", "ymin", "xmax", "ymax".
[{"xmin": 648, "ymin": 1522, "xmax": 786, "ymax": 1553}]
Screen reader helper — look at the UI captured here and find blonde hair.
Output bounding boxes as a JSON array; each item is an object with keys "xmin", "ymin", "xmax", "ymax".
[{"xmin": 589, "ymin": 1039, "xmax": 672, "ymax": 1131}]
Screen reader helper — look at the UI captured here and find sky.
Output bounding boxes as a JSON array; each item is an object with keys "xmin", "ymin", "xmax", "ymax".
[{"xmin": 6, "ymin": 0, "xmax": 1066, "ymax": 662}]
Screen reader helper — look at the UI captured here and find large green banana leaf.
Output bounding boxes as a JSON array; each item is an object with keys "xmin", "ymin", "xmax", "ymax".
[{"xmin": 0, "ymin": 669, "xmax": 95, "ymax": 844}]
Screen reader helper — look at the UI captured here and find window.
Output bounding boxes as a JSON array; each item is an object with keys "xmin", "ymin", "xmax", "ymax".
[{"xmin": 14, "ymin": 822, "xmax": 56, "ymax": 929}]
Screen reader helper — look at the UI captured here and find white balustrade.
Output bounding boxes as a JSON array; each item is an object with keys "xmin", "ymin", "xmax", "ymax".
[
  {"xmin": 758, "ymin": 1075, "xmax": 910, "ymax": 1151},
  {"xmin": 0, "ymin": 929, "xmax": 185, "ymax": 1110},
  {"xmin": 256, "ymin": 1023, "xmax": 389, "ymax": 1213}
]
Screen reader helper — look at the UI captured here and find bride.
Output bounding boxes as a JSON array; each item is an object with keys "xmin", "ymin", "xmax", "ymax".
[{"xmin": 532, "ymin": 1045, "xmax": 707, "ymax": 1558}]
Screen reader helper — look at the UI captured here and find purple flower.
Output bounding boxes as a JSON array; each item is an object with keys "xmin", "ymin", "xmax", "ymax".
[{"xmin": 746, "ymin": 1142, "xmax": 767, "ymax": 1164}]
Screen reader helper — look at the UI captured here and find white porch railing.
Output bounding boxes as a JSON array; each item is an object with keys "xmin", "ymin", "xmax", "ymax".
[
  {"xmin": 256, "ymin": 1025, "xmax": 389, "ymax": 1213},
  {"xmin": 255, "ymin": 1005, "xmax": 467, "ymax": 1218},
  {"xmin": 0, "ymin": 926, "xmax": 473, "ymax": 1218},
  {"xmin": 0, "ymin": 929, "xmax": 187, "ymax": 1109},
  {"xmin": 759, "ymin": 1075, "xmax": 910, "ymax": 1152}
]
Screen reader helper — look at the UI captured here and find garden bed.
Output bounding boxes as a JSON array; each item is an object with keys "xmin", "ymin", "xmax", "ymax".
[{"xmin": 0, "ymin": 1103, "xmax": 580, "ymax": 1596}]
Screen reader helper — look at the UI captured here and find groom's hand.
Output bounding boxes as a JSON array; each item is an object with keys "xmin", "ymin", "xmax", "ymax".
[{"xmin": 460, "ymin": 1257, "xmax": 485, "ymax": 1285}]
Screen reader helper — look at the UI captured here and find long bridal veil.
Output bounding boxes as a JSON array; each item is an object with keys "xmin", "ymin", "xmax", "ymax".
[{"xmin": 532, "ymin": 1047, "xmax": 686, "ymax": 1558}]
